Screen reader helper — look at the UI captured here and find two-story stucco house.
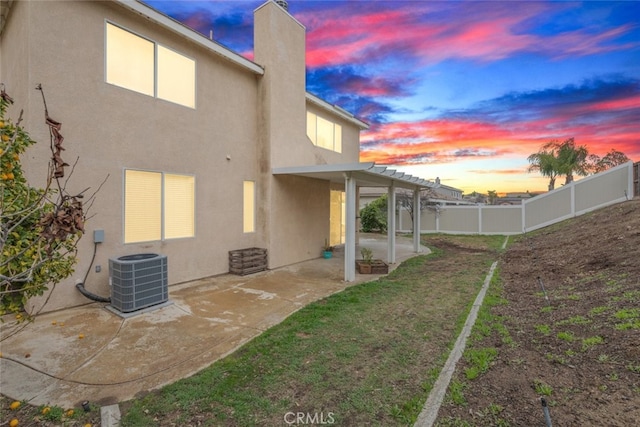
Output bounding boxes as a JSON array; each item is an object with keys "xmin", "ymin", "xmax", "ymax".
[{"xmin": 1, "ymin": 0, "xmax": 433, "ymax": 313}]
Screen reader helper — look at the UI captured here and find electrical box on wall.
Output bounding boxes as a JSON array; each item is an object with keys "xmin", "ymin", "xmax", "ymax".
[{"xmin": 94, "ymin": 229, "xmax": 105, "ymax": 243}]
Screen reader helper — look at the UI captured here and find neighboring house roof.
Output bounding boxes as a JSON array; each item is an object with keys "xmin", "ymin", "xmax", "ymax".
[
  {"xmin": 438, "ymin": 184, "xmax": 462, "ymax": 192},
  {"xmin": 273, "ymin": 162, "xmax": 438, "ymax": 190}
]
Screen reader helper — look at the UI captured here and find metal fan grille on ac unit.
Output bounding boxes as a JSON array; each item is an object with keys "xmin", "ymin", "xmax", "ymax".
[{"xmin": 109, "ymin": 253, "xmax": 168, "ymax": 313}]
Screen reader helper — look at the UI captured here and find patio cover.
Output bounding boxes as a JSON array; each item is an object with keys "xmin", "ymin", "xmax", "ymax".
[{"xmin": 273, "ymin": 162, "xmax": 438, "ymax": 281}]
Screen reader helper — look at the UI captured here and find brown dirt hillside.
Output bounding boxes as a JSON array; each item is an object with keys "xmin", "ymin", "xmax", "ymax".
[{"xmin": 437, "ymin": 198, "xmax": 640, "ymax": 426}]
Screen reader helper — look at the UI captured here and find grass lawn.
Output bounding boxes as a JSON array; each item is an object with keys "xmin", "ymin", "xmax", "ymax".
[{"xmin": 115, "ymin": 235, "xmax": 506, "ymax": 426}]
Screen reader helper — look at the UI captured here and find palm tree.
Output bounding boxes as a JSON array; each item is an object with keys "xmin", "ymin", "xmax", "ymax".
[
  {"xmin": 527, "ymin": 148, "xmax": 560, "ymax": 191},
  {"xmin": 554, "ymin": 138, "xmax": 588, "ymax": 184},
  {"xmin": 528, "ymin": 138, "xmax": 590, "ymax": 190}
]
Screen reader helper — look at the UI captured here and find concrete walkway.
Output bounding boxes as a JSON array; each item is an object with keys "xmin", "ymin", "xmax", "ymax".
[{"xmin": 0, "ymin": 234, "xmax": 428, "ymax": 410}]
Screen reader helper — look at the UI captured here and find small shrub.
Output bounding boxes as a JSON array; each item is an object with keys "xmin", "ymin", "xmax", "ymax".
[
  {"xmin": 448, "ymin": 380, "xmax": 467, "ymax": 406},
  {"xmin": 359, "ymin": 195, "xmax": 387, "ymax": 232},
  {"xmin": 533, "ymin": 379, "xmax": 553, "ymax": 396},
  {"xmin": 535, "ymin": 324, "xmax": 551, "ymax": 335},
  {"xmin": 589, "ymin": 306, "xmax": 609, "ymax": 316},
  {"xmin": 464, "ymin": 348, "xmax": 497, "ymax": 380},
  {"xmin": 557, "ymin": 331, "xmax": 575, "ymax": 342},
  {"xmin": 582, "ymin": 336, "xmax": 604, "ymax": 351},
  {"xmin": 556, "ymin": 315, "xmax": 590, "ymax": 326}
]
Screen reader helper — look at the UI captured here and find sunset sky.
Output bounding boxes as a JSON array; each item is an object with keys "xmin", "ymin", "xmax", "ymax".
[{"xmin": 145, "ymin": 0, "xmax": 640, "ymax": 194}]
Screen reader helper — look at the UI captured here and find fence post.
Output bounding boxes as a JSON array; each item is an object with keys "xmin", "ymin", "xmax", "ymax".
[{"xmin": 631, "ymin": 161, "xmax": 637, "ymax": 197}]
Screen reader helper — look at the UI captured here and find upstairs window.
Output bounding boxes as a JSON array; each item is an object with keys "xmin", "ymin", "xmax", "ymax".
[
  {"xmin": 307, "ymin": 111, "xmax": 342, "ymax": 153},
  {"xmin": 106, "ymin": 22, "xmax": 196, "ymax": 108}
]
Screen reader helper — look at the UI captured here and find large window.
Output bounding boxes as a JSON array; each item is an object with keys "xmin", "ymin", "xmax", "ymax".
[
  {"xmin": 307, "ymin": 111, "xmax": 342, "ymax": 153},
  {"xmin": 124, "ymin": 170, "xmax": 195, "ymax": 243},
  {"xmin": 106, "ymin": 22, "xmax": 196, "ymax": 108},
  {"xmin": 243, "ymin": 181, "xmax": 255, "ymax": 233}
]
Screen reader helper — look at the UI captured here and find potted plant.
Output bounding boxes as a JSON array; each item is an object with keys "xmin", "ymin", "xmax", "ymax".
[
  {"xmin": 322, "ymin": 239, "xmax": 333, "ymax": 259},
  {"xmin": 355, "ymin": 247, "xmax": 389, "ymax": 274},
  {"xmin": 356, "ymin": 247, "xmax": 373, "ymax": 273}
]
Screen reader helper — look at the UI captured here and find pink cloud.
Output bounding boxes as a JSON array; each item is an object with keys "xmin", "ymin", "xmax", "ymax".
[
  {"xmin": 301, "ymin": 3, "xmax": 637, "ymax": 69},
  {"xmin": 360, "ymin": 107, "xmax": 640, "ymax": 166},
  {"xmin": 469, "ymin": 169, "xmax": 527, "ymax": 175}
]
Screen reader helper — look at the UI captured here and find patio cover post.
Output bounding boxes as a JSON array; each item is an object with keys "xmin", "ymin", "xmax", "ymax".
[
  {"xmin": 413, "ymin": 186, "xmax": 421, "ymax": 252},
  {"xmin": 387, "ymin": 182, "xmax": 396, "ymax": 264},
  {"xmin": 344, "ymin": 173, "xmax": 357, "ymax": 281}
]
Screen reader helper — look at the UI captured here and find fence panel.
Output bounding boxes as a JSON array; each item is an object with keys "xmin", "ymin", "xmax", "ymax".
[
  {"xmin": 394, "ymin": 162, "xmax": 633, "ymax": 235},
  {"xmin": 480, "ymin": 206, "xmax": 522, "ymax": 234},
  {"xmin": 634, "ymin": 162, "xmax": 639, "ymax": 197},
  {"xmin": 524, "ymin": 185, "xmax": 572, "ymax": 231},
  {"xmin": 419, "ymin": 209, "xmax": 438, "ymax": 232},
  {"xmin": 439, "ymin": 206, "xmax": 480, "ymax": 233},
  {"xmin": 575, "ymin": 162, "xmax": 632, "ymax": 214}
]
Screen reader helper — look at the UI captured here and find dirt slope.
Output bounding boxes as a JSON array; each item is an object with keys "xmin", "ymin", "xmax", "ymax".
[{"xmin": 437, "ymin": 198, "xmax": 640, "ymax": 426}]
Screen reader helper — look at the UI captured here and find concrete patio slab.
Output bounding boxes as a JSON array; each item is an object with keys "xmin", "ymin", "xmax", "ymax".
[{"xmin": 0, "ymin": 234, "xmax": 428, "ymax": 409}]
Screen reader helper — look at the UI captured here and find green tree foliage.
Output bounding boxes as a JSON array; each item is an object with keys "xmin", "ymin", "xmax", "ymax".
[
  {"xmin": 528, "ymin": 138, "xmax": 590, "ymax": 190},
  {"xmin": 555, "ymin": 138, "xmax": 588, "ymax": 184},
  {"xmin": 487, "ymin": 190, "xmax": 497, "ymax": 205},
  {"xmin": 0, "ymin": 85, "xmax": 87, "ymax": 319},
  {"xmin": 527, "ymin": 147, "xmax": 561, "ymax": 191},
  {"xmin": 587, "ymin": 149, "xmax": 630, "ymax": 174},
  {"xmin": 360, "ymin": 194, "xmax": 387, "ymax": 233}
]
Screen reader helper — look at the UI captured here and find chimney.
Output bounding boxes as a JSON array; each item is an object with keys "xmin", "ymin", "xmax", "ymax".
[
  {"xmin": 275, "ymin": 0, "xmax": 288, "ymax": 11},
  {"xmin": 435, "ymin": 177, "xmax": 441, "ymax": 185}
]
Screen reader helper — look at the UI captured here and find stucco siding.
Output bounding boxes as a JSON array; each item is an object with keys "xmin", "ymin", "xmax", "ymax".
[
  {"xmin": 5, "ymin": 0, "xmax": 372, "ymax": 313},
  {"xmin": 0, "ymin": 0, "xmax": 30, "ymax": 127},
  {"xmin": 12, "ymin": 0, "xmax": 263, "ymax": 311},
  {"xmin": 269, "ymin": 175, "xmax": 329, "ymax": 268}
]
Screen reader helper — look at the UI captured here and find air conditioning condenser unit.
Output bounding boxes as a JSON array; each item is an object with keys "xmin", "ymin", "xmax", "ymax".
[{"xmin": 109, "ymin": 253, "xmax": 168, "ymax": 313}]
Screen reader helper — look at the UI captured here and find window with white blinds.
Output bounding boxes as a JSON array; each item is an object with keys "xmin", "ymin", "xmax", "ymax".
[
  {"xmin": 243, "ymin": 181, "xmax": 255, "ymax": 233},
  {"xmin": 306, "ymin": 111, "xmax": 342, "ymax": 153},
  {"xmin": 157, "ymin": 45, "xmax": 196, "ymax": 108},
  {"xmin": 164, "ymin": 174, "xmax": 195, "ymax": 239},
  {"xmin": 124, "ymin": 170, "xmax": 195, "ymax": 243},
  {"xmin": 106, "ymin": 22, "xmax": 196, "ymax": 108}
]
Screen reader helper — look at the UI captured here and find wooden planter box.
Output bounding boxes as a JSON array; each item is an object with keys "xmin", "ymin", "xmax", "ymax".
[
  {"xmin": 356, "ymin": 259, "xmax": 389, "ymax": 274},
  {"xmin": 229, "ymin": 247, "xmax": 267, "ymax": 276}
]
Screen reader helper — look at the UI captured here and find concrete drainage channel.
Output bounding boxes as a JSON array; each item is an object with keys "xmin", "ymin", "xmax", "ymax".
[
  {"xmin": 100, "ymin": 238, "xmax": 507, "ymax": 427},
  {"xmin": 414, "ymin": 236, "xmax": 508, "ymax": 427}
]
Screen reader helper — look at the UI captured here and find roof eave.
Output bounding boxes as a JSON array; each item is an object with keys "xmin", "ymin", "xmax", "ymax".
[
  {"xmin": 306, "ymin": 93, "xmax": 369, "ymax": 130},
  {"xmin": 114, "ymin": 0, "xmax": 264, "ymax": 75}
]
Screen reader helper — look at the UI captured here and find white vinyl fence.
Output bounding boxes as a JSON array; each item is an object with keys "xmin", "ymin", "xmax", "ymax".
[{"xmin": 398, "ymin": 161, "xmax": 634, "ymax": 235}]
